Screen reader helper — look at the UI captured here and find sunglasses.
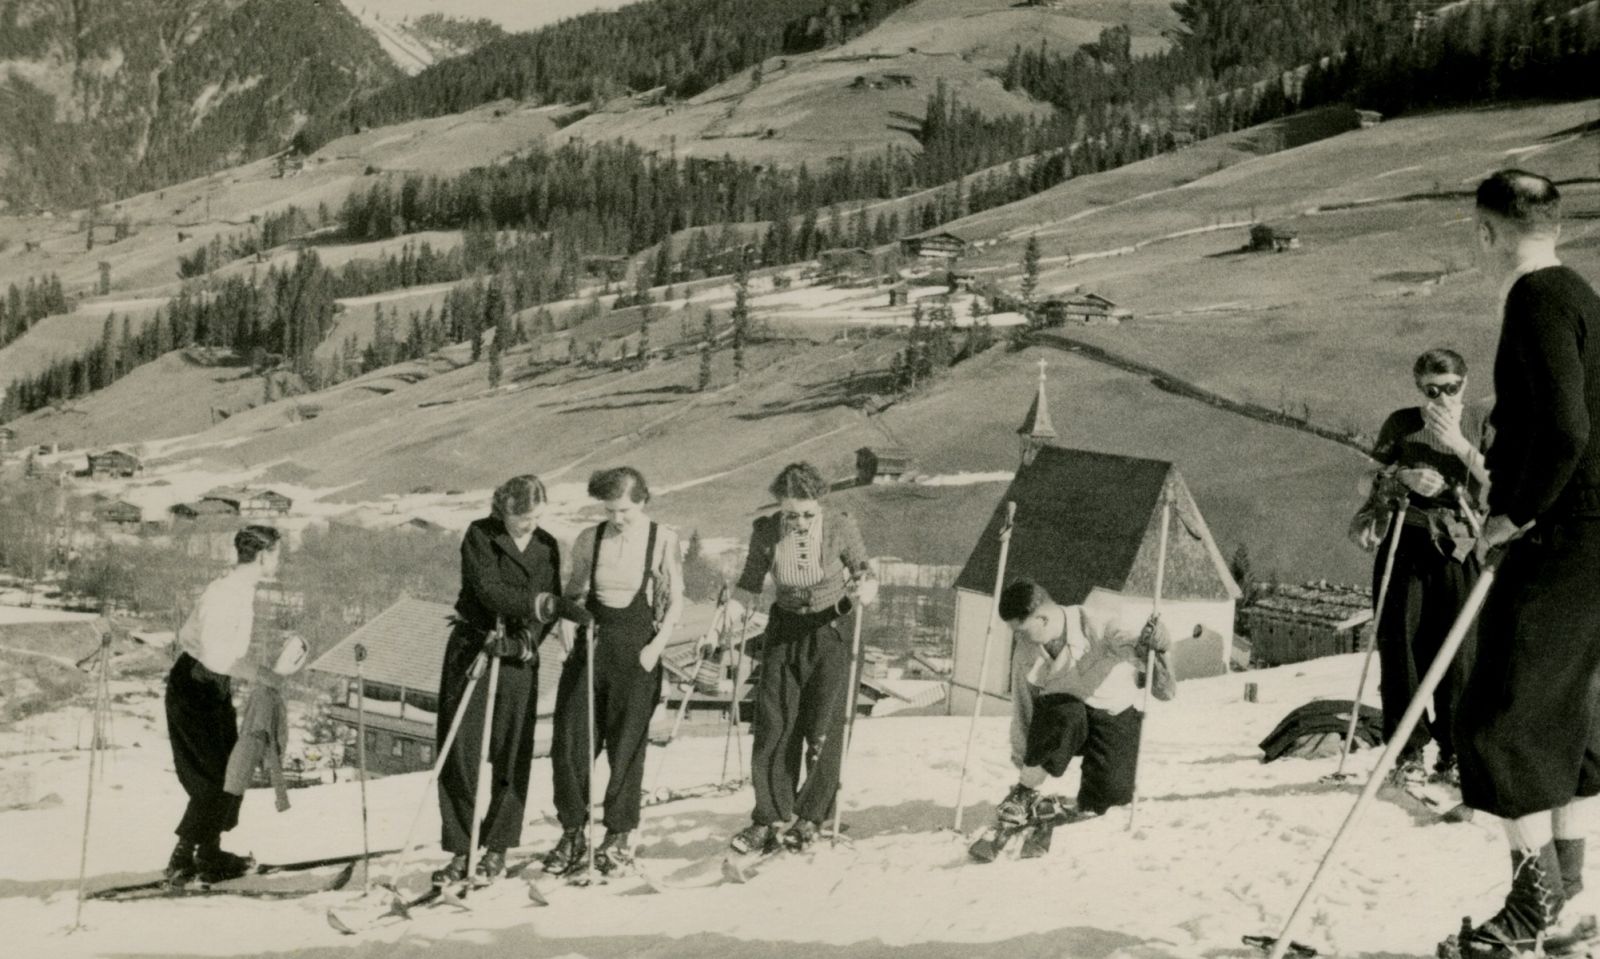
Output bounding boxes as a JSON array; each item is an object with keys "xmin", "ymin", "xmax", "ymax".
[{"xmin": 1420, "ymin": 381, "xmax": 1463, "ymax": 399}]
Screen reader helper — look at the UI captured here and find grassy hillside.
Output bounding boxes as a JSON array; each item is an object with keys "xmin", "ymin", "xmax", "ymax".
[
  {"xmin": 0, "ymin": 0, "xmax": 399, "ymax": 210},
  {"xmin": 948, "ymin": 98, "xmax": 1600, "ymax": 441}
]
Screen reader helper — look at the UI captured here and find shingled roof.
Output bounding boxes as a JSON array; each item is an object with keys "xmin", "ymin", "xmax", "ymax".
[
  {"xmin": 310, "ymin": 595, "xmax": 456, "ymax": 692},
  {"xmin": 953, "ymin": 446, "xmax": 1240, "ymax": 605}
]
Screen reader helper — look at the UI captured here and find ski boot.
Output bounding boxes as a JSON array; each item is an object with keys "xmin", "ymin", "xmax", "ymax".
[
  {"xmin": 162, "ymin": 839, "xmax": 197, "ymax": 888},
  {"xmin": 430, "ymin": 853, "xmax": 469, "ymax": 888},
  {"xmin": 594, "ymin": 831, "xmax": 634, "ymax": 876},
  {"xmin": 729, "ymin": 822, "xmax": 781, "ymax": 855},
  {"xmin": 1431, "ymin": 757, "xmax": 1461, "ymax": 789},
  {"xmin": 783, "ymin": 820, "xmax": 820, "ymax": 853},
  {"xmin": 1020, "ymin": 795, "xmax": 1085, "ymax": 859},
  {"xmin": 1389, "ymin": 754, "xmax": 1428, "ymax": 789},
  {"xmin": 1438, "ymin": 843, "xmax": 1565, "ymax": 959},
  {"xmin": 969, "ymin": 784, "xmax": 1040, "ymax": 863},
  {"xmin": 542, "ymin": 828, "xmax": 587, "ymax": 876},
  {"xmin": 194, "ymin": 837, "xmax": 253, "ymax": 884},
  {"xmin": 474, "ymin": 848, "xmax": 506, "ymax": 886}
]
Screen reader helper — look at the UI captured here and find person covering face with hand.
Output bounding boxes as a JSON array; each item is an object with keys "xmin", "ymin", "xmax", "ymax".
[{"xmin": 1358, "ymin": 349, "xmax": 1490, "ymax": 788}]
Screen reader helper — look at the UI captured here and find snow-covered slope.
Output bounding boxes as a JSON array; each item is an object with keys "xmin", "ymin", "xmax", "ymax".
[{"xmin": 2, "ymin": 653, "xmax": 1570, "ymax": 958}]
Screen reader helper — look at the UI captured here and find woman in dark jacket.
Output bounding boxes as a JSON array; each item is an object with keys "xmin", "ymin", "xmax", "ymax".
[
  {"xmin": 1360, "ymin": 349, "xmax": 1490, "ymax": 786},
  {"xmin": 433, "ymin": 475, "xmax": 563, "ymax": 886}
]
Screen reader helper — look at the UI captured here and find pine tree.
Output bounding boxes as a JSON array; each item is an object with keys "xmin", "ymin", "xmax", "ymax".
[
  {"xmin": 732, "ymin": 252, "xmax": 750, "ymax": 381},
  {"xmin": 698, "ymin": 308, "xmax": 715, "ymax": 392},
  {"xmin": 1022, "ymin": 234, "xmax": 1041, "ymax": 304},
  {"xmin": 488, "ymin": 332, "xmax": 503, "ymax": 387}
]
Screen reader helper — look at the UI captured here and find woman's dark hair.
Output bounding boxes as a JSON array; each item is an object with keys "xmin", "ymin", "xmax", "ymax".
[
  {"xmin": 998, "ymin": 579, "xmax": 1052, "ymax": 623},
  {"xmin": 1413, "ymin": 348, "xmax": 1467, "ymax": 380},
  {"xmin": 588, "ymin": 466, "xmax": 650, "ymax": 504},
  {"xmin": 492, "ymin": 474, "xmax": 548, "ymax": 519},
  {"xmin": 769, "ymin": 462, "xmax": 829, "ymax": 501},
  {"xmin": 234, "ymin": 525, "xmax": 281, "ymax": 564}
]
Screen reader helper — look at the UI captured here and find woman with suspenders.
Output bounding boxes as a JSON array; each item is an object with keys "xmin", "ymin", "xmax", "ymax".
[{"xmin": 544, "ymin": 467, "xmax": 683, "ymax": 876}]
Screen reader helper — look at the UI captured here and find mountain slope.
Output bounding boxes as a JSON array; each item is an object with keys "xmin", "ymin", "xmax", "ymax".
[{"xmin": 0, "ymin": 0, "xmax": 400, "ymax": 210}]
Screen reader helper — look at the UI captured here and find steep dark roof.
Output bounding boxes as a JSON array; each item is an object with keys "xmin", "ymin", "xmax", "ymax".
[
  {"xmin": 310, "ymin": 595, "xmax": 456, "ymax": 692},
  {"xmin": 953, "ymin": 446, "xmax": 1239, "ymax": 604}
]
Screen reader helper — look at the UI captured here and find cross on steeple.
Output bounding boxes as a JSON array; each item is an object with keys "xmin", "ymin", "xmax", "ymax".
[{"xmin": 1017, "ymin": 357, "xmax": 1058, "ymax": 467}]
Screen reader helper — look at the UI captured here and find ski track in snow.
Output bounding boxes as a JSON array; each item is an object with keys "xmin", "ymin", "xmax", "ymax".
[{"xmin": 0, "ymin": 654, "xmax": 1581, "ymax": 958}]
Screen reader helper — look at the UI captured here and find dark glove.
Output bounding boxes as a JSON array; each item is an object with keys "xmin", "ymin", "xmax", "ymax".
[
  {"xmin": 489, "ymin": 627, "xmax": 535, "ymax": 663},
  {"xmin": 534, "ymin": 593, "xmax": 594, "ymax": 627}
]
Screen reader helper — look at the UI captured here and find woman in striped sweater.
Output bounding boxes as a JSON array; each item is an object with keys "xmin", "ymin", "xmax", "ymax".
[{"xmin": 716, "ymin": 462, "xmax": 878, "ymax": 854}]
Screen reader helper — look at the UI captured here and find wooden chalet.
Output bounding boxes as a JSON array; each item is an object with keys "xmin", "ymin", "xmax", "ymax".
[
  {"xmin": 899, "ymin": 231, "xmax": 969, "ymax": 260},
  {"xmin": 856, "ymin": 446, "xmax": 913, "ymax": 485},
  {"xmin": 170, "ymin": 499, "xmax": 238, "ymax": 521},
  {"xmin": 1242, "ymin": 582, "xmax": 1374, "ymax": 667},
  {"xmin": 1249, "ymin": 223, "xmax": 1300, "ymax": 253},
  {"xmin": 94, "ymin": 500, "xmax": 143, "ymax": 526},
  {"xmin": 310, "ymin": 595, "xmax": 570, "ymax": 774},
  {"xmin": 87, "ymin": 449, "xmax": 141, "ymax": 478},
  {"xmin": 203, "ymin": 487, "xmax": 292, "ymax": 517},
  {"xmin": 1038, "ymin": 292, "xmax": 1128, "ymax": 326}
]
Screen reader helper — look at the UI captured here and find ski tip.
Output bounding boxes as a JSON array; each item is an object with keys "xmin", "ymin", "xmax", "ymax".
[
  {"xmin": 1241, "ymin": 934, "xmax": 1319, "ymax": 959},
  {"xmin": 326, "ymin": 910, "xmax": 356, "ymax": 936},
  {"xmin": 721, "ymin": 858, "xmax": 748, "ymax": 883},
  {"xmin": 527, "ymin": 881, "xmax": 550, "ymax": 906},
  {"xmin": 327, "ymin": 863, "xmax": 356, "ymax": 892}
]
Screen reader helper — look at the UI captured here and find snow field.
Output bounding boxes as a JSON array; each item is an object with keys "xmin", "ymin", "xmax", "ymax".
[{"xmin": 0, "ymin": 653, "xmax": 1578, "ymax": 958}]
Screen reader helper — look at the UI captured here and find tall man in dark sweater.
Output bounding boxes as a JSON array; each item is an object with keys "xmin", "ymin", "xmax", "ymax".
[{"xmin": 1449, "ymin": 170, "xmax": 1600, "ymax": 958}]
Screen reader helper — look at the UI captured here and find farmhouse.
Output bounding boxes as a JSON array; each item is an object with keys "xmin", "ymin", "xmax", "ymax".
[
  {"xmin": 310, "ymin": 595, "xmax": 569, "ymax": 774},
  {"xmin": 1038, "ymin": 292, "xmax": 1128, "ymax": 326},
  {"xmin": 1356, "ymin": 109, "xmax": 1384, "ymax": 128},
  {"xmin": 170, "ymin": 499, "xmax": 238, "ymax": 521},
  {"xmin": 1249, "ymin": 223, "xmax": 1300, "ymax": 252},
  {"xmin": 87, "ymin": 449, "xmax": 141, "ymax": 478},
  {"xmin": 94, "ymin": 500, "xmax": 143, "ymax": 526},
  {"xmin": 1242, "ymin": 581, "xmax": 1374, "ymax": 667},
  {"xmin": 899, "ymin": 231, "xmax": 969, "ymax": 260},
  {"xmin": 856, "ymin": 446, "xmax": 913, "ymax": 485},
  {"xmin": 203, "ymin": 487, "xmax": 292, "ymax": 517},
  {"xmin": 948, "ymin": 364, "xmax": 1240, "ymax": 715}
]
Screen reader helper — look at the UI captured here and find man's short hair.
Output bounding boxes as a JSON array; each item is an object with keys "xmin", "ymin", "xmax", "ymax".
[
  {"xmin": 235, "ymin": 525, "xmax": 281, "ymax": 564},
  {"xmin": 999, "ymin": 579, "xmax": 1052, "ymax": 623},
  {"xmin": 1476, "ymin": 169, "xmax": 1561, "ymax": 229}
]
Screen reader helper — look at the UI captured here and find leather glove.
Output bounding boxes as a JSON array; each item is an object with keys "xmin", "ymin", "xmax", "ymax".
[
  {"xmin": 534, "ymin": 592, "xmax": 594, "ymax": 627},
  {"xmin": 490, "ymin": 628, "xmax": 536, "ymax": 663},
  {"xmin": 1135, "ymin": 615, "xmax": 1171, "ymax": 659}
]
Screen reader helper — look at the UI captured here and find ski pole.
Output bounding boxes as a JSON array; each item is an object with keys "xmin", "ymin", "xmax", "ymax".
[
  {"xmin": 1329, "ymin": 500, "xmax": 1407, "ymax": 782},
  {"xmin": 730, "ymin": 609, "xmax": 748, "ymax": 782},
  {"xmin": 584, "ymin": 623, "xmax": 600, "ymax": 880},
  {"xmin": 354, "ymin": 643, "xmax": 372, "ymax": 895},
  {"xmin": 1128, "ymin": 493, "xmax": 1173, "ymax": 832},
  {"xmin": 953, "ymin": 501, "xmax": 1017, "ymax": 834},
  {"xmin": 832, "ymin": 599, "xmax": 866, "ymax": 847},
  {"xmin": 1264, "ymin": 541, "xmax": 1513, "ymax": 959},
  {"xmin": 380, "ymin": 635, "xmax": 494, "ymax": 900},
  {"xmin": 72, "ymin": 629, "xmax": 113, "ymax": 932},
  {"xmin": 722, "ymin": 603, "xmax": 754, "ymax": 784},
  {"xmin": 464, "ymin": 641, "xmax": 503, "ymax": 884}
]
